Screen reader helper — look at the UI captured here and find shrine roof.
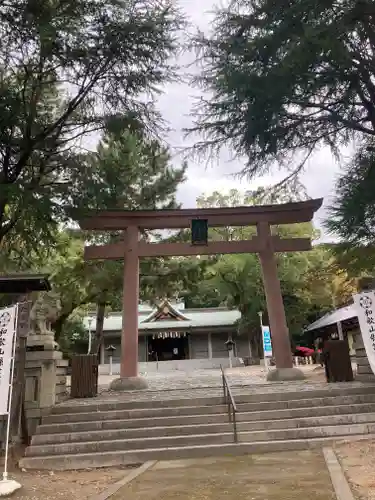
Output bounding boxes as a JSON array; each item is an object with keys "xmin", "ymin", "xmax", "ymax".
[
  {"xmin": 0, "ymin": 273, "xmax": 51, "ymax": 293},
  {"xmin": 83, "ymin": 301, "xmax": 240, "ymax": 332},
  {"xmin": 304, "ymin": 303, "xmax": 357, "ymax": 332}
]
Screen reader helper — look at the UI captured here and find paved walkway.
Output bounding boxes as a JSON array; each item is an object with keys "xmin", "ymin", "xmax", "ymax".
[
  {"xmin": 98, "ymin": 365, "xmax": 323, "ymax": 390},
  {"xmin": 110, "ymin": 450, "xmax": 336, "ymax": 500},
  {"xmin": 66, "ymin": 365, "xmax": 325, "ymax": 393}
]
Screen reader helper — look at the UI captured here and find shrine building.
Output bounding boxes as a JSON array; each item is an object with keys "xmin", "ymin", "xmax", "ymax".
[{"xmin": 83, "ymin": 300, "xmax": 251, "ymax": 373}]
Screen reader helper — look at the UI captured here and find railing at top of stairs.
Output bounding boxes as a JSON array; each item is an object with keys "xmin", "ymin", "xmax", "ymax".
[{"xmin": 220, "ymin": 365, "xmax": 238, "ymax": 443}]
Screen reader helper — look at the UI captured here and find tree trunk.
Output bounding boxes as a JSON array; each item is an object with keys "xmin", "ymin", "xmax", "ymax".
[
  {"xmin": 52, "ymin": 312, "xmax": 72, "ymax": 342},
  {"xmin": 92, "ymin": 301, "xmax": 106, "ymax": 356}
]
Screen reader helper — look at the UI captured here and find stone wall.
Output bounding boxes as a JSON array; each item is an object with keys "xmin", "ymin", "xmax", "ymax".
[
  {"xmin": 24, "ymin": 334, "xmax": 69, "ymax": 436},
  {"xmin": 211, "ymin": 332, "xmax": 228, "ymax": 358},
  {"xmin": 190, "ymin": 333, "xmax": 209, "ymax": 359},
  {"xmin": 0, "ymin": 334, "xmax": 69, "ymax": 444},
  {"xmin": 103, "ymin": 337, "xmax": 147, "ymax": 364}
]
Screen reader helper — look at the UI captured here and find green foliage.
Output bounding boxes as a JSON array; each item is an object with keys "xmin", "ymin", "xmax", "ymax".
[
  {"xmin": 189, "ymin": 0, "xmax": 375, "ymax": 260},
  {"xmin": 1, "ymin": 179, "xmax": 360, "ymax": 356},
  {"xmin": 0, "ymin": 0, "xmax": 183, "ymax": 248},
  {"xmin": 329, "ymin": 242, "xmax": 375, "ymax": 278},
  {"xmin": 192, "ymin": 243, "xmax": 355, "ymax": 354},
  {"xmin": 196, "ymin": 185, "xmax": 309, "ymax": 242},
  {"xmin": 184, "ymin": 188, "xmax": 357, "ymax": 352},
  {"xmin": 57, "ymin": 311, "xmax": 88, "ymax": 357},
  {"xmin": 325, "ymin": 142, "xmax": 375, "ymax": 277},
  {"xmin": 48, "ymin": 125, "xmax": 187, "ymax": 341},
  {"xmin": 327, "ymin": 144, "xmax": 375, "ymax": 244},
  {"xmin": 0, "ymin": 118, "xmax": 189, "ymax": 351},
  {"xmin": 190, "ymin": 0, "xmax": 375, "ymax": 177},
  {"xmin": 70, "ymin": 125, "xmax": 187, "ymax": 213}
]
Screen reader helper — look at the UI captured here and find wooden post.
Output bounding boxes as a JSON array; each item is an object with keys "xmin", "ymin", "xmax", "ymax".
[
  {"xmin": 257, "ymin": 222, "xmax": 294, "ymax": 371},
  {"xmin": 208, "ymin": 333, "xmax": 213, "ymax": 359},
  {"xmin": 121, "ymin": 226, "xmax": 140, "ymax": 378}
]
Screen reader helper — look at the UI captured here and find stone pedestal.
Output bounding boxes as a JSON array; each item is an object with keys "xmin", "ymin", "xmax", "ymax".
[
  {"xmin": 266, "ymin": 367, "xmax": 306, "ymax": 381},
  {"xmin": 24, "ymin": 331, "xmax": 68, "ymax": 435},
  {"xmin": 109, "ymin": 376, "xmax": 148, "ymax": 391},
  {"xmin": 353, "ymin": 328, "xmax": 375, "ymax": 382}
]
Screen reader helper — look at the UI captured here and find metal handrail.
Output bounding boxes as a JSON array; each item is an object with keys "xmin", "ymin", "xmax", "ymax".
[{"xmin": 220, "ymin": 365, "xmax": 238, "ymax": 443}]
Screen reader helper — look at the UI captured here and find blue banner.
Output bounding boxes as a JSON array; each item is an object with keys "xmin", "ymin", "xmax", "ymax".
[{"xmin": 262, "ymin": 325, "xmax": 273, "ymax": 358}]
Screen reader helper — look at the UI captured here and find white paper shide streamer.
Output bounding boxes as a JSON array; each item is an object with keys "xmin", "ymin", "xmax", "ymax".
[
  {"xmin": 0, "ymin": 305, "xmax": 22, "ymax": 497},
  {"xmin": 353, "ymin": 290, "xmax": 375, "ymax": 376}
]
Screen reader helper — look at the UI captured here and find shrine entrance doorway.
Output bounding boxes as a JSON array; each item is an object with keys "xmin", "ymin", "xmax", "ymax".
[
  {"xmin": 76, "ymin": 198, "xmax": 322, "ymax": 390},
  {"xmin": 148, "ymin": 333, "xmax": 189, "ymax": 362}
]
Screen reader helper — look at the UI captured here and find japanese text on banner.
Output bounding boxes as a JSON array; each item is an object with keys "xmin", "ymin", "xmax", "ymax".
[
  {"xmin": 353, "ymin": 291, "xmax": 375, "ymax": 376},
  {"xmin": 0, "ymin": 306, "xmax": 17, "ymax": 416}
]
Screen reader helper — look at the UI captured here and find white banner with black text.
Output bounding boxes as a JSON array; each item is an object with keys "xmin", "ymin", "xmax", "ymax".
[
  {"xmin": 353, "ymin": 290, "xmax": 375, "ymax": 376},
  {"xmin": 0, "ymin": 306, "xmax": 17, "ymax": 416}
]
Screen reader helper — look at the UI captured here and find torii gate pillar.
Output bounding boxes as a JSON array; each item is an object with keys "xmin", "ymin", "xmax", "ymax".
[
  {"xmin": 109, "ymin": 226, "xmax": 147, "ymax": 391},
  {"xmin": 258, "ymin": 222, "xmax": 298, "ymax": 381}
]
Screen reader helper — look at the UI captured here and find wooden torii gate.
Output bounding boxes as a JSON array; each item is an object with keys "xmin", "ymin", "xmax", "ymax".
[{"xmin": 77, "ymin": 198, "xmax": 323, "ymax": 390}]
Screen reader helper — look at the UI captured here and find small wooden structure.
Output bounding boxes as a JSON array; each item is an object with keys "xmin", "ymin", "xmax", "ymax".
[
  {"xmin": 324, "ymin": 340, "xmax": 354, "ymax": 382},
  {"xmin": 70, "ymin": 355, "xmax": 98, "ymax": 398},
  {"xmin": 0, "ymin": 274, "xmax": 50, "ymax": 295}
]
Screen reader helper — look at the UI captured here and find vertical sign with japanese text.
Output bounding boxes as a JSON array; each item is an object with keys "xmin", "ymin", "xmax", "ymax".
[
  {"xmin": 262, "ymin": 325, "xmax": 273, "ymax": 358},
  {"xmin": 0, "ymin": 305, "xmax": 17, "ymax": 415},
  {"xmin": 353, "ymin": 290, "xmax": 375, "ymax": 376}
]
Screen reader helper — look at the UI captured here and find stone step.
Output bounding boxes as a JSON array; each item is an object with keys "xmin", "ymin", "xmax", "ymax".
[
  {"xmin": 240, "ymin": 422, "xmax": 375, "ymax": 442},
  {"xmin": 43, "ymin": 404, "xmax": 228, "ymax": 425},
  {"xmin": 36, "ymin": 401, "xmax": 375, "ymax": 436},
  {"xmin": 235, "ymin": 384, "xmax": 375, "ymax": 401},
  {"xmin": 236, "ymin": 393, "xmax": 375, "ymax": 413},
  {"xmin": 31, "ymin": 412, "xmax": 375, "ymax": 446},
  {"xmin": 42, "ymin": 393, "xmax": 375, "ymax": 425},
  {"xmin": 36, "ymin": 412, "xmax": 229, "ymax": 435},
  {"xmin": 19, "ymin": 434, "xmax": 374, "ymax": 471},
  {"xmin": 32, "ymin": 422, "xmax": 233, "ymax": 445},
  {"xmin": 26, "ymin": 431, "xmax": 235, "ymax": 457},
  {"xmin": 25, "ymin": 421, "xmax": 375, "ymax": 457},
  {"xmin": 51, "ymin": 396, "xmax": 225, "ymax": 414},
  {"xmin": 50, "ymin": 385, "xmax": 375, "ymax": 414}
]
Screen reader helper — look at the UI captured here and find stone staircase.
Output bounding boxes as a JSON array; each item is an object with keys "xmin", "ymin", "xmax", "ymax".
[{"xmin": 20, "ymin": 384, "xmax": 375, "ymax": 470}]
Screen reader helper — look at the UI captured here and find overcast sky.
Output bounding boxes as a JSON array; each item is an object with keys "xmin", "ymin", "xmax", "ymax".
[{"xmin": 155, "ymin": 0, "xmax": 346, "ymax": 240}]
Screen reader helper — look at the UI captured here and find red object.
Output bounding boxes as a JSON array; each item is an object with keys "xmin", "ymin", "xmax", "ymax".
[{"xmin": 295, "ymin": 346, "xmax": 315, "ymax": 356}]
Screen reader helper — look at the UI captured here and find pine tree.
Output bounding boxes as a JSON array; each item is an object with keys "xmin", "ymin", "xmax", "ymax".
[
  {"xmin": 190, "ymin": 0, "xmax": 375, "ymax": 178},
  {"xmin": 0, "ymin": 0, "xmax": 183, "ymax": 248}
]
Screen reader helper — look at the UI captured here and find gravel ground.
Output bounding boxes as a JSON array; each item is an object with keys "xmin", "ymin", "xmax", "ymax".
[
  {"xmin": 334, "ymin": 440, "xmax": 375, "ymax": 499},
  {"xmin": 7, "ymin": 466, "xmax": 133, "ymax": 500}
]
